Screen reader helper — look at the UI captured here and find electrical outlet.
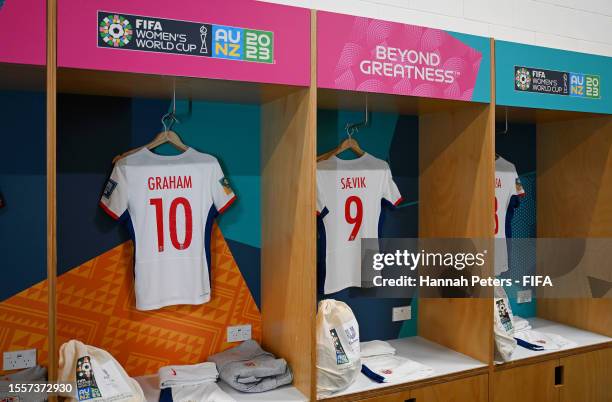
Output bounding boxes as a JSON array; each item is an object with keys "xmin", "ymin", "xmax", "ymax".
[
  {"xmin": 3, "ymin": 349, "xmax": 36, "ymax": 371},
  {"xmin": 227, "ymin": 324, "xmax": 252, "ymax": 343},
  {"xmin": 392, "ymin": 306, "xmax": 411, "ymax": 322},
  {"xmin": 517, "ymin": 290, "xmax": 532, "ymax": 304}
]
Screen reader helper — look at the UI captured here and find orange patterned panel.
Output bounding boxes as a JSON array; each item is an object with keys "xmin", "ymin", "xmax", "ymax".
[
  {"xmin": 0, "ymin": 224, "xmax": 261, "ymax": 377},
  {"xmin": 0, "ymin": 281, "xmax": 49, "ymax": 375},
  {"xmin": 57, "ymin": 224, "xmax": 262, "ymax": 376}
]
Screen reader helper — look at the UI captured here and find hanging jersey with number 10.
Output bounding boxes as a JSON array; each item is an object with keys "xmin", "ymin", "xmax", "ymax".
[
  {"xmin": 317, "ymin": 153, "xmax": 402, "ymax": 294},
  {"xmin": 99, "ymin": 148, "xmax": 236, "ymax": 311}
]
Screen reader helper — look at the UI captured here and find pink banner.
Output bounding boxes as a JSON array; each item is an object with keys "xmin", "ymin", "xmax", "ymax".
[
  {"xmin": 318, "ymin": 12, "xmax": 483, "ymax": 101},
  {"xmin": 58, "ymin": 0, "xmax": 310, "ymax": 86},
  {"xmin": 0, "ymin": 0, "xmax": 46, "ymax": 65}
]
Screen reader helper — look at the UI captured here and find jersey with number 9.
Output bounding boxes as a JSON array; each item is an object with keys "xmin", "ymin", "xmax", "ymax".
[
  {"xmin": 99, "ymin": 148, "xmax": 236, "ymax": 311},
  {"xmin": 317, "ymin": 153, "xmax": 402, "ymax": 294}
]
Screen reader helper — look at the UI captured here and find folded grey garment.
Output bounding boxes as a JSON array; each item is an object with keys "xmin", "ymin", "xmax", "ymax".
[
  {"xmin": 1, "ymin": 365, "xmax": 47, "ymax": 381},
  {"xmin": 208, "ymin": 340, "xmax": 293, "ymax": 393}
]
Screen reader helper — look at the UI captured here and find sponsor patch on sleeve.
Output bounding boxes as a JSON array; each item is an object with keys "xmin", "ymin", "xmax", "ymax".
[
  {"xmin": 103, "ymin": 179, "xmax": 118, "ymax": 199},
  {"xmin": 219, "ymin": 177, "xmax": 233, "ymax": 195}
]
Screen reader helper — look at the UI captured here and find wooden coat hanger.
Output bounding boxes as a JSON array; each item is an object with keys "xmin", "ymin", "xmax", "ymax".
[
  {"xmin": 113, "ymin": 82, "xmax": 189, "ymax": 164},
  {"xmin": 317, "ymin": 128, "xmax": 365, "ymax": 162}
]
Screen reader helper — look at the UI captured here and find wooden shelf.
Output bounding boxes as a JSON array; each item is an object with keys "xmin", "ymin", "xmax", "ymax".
[
  {"xmin": 134, "ymin": 375, "xmax": 308, "ymax": 402},
  {"xmin": 321, "ymin": 336, "xmax": 488, "ymax": 401},
  {"xmin": 495, "ymin": 105, "xmax": 604, "ymax": 124},
  {"xmin": 318, "ymin": 88, "xmax": 487, "ymax": 115},
  {"xmin": 57, "ymin": 68, "xmax": 305, "ymax": 103},
  {"xmin": 495, "ymin": 317, "xmax": 612, "ymax": 368}
]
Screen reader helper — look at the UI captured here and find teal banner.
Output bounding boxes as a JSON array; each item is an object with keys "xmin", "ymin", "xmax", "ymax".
[{"xmin": 496, "ymin": 41, "xmax": 612, "ymax": 114}]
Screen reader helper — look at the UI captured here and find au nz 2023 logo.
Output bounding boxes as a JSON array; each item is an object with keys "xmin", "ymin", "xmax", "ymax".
[{"xmin": 97, "ymin": 12, "xmax": 274, "ymax": 64}]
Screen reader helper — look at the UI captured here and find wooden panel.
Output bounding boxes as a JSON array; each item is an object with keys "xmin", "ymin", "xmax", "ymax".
[
  {"xmin": 497, "ymin": 105, "xmax": 603, "ymax": 124},
  {"xmin": 410, "ymin": 374, "xmax": 488, "ymax": 402},
  {"xmin": 418, "ymin": 103, "xmax": 494, "ymax": 363},
  {"xmin": 360, "ymin": 389, "xmax": 412, "ymax": 402},
  {"xmin": 318, "ymin": 88, "xmax": 482, "ymax": 115},
  {"xmin": 538, "ymin": 299, "xmax": 612, "ymax": 337},
  {"xmin": 47, "ymin": 0, "xmax": 58, "ymax": 385},
  {"xmin": 0, "ymin": 63, "xmax": 45, "ymax": 91},
  {"xmin": 560, "ymin": 348, "xmax": 612, "ymax": 402},
  {"xmin": 493, "ymin": 360, "xmax": 559, "ymax": 402},
  {"xmin": 537, "ymin": 115, "xmax": 612, "ymax": 336},
  {"xmin": 419, "ymin": 104, "xmax": 493, "ymax": 238},
  {"xmin": 58, "ymin": 68, "xmax": 301, "ymax": 102},
  {"xmin": 537, "ymin": 116, "xmax": 612, "ymax": 237},
  {"xmin": 260, "ymin": 11, "xmax": 317, "ymax": 399}
]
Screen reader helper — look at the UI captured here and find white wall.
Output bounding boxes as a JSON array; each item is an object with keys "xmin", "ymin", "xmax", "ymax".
[{"xmin": 260, "ymin": 0, "xmax": 612, "ymax": 57}]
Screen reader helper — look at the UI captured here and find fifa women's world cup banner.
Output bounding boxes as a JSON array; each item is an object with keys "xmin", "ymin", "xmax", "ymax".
[
  {"xmin": 58, "ymin": 0, "xmax": 310, "ymax": 86},
  {"xmin": 317, "ymin": 11, "xmax": 491, "ymax": 102}
]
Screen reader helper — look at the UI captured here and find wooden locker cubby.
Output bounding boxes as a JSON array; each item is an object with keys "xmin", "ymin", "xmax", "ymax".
[{"xmin": 315, "ymin": 87, "xmax": 494, "ymax": 401}]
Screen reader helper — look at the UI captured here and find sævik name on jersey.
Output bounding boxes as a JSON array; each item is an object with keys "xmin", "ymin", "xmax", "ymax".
[
  {"xmin": 147, "ymin": 175, "xmax": 193, "ymax": 190},
  {"xmin": 340, "ymin": 176, "xmax": 366, "ymax": 189}
]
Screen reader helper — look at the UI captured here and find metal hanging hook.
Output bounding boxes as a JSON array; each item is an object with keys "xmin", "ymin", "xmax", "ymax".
[
  {"xmin": 496, "ymin": 107, "xmax": 509, "ymax": 135},
  {"xmin": 161, "ymin": 79, "xmax": 180, "ymax": 132},
  {"xmin": 345, "ymin": 93, "xmax": 369, "ymax": 138}
]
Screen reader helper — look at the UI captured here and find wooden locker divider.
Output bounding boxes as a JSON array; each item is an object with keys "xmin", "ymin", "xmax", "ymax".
[
  {"xmin": 418, "ymin": 101, "xmax": 494, "ymax": 364},
  {"xmin": 536, "ymin": 115, "xmax": 612, "ymax": 337},
  {"xmin": 46, "ymin": 0, "xmax": 58, "ymax": 385},
  {"xmin": 260, "ymin": 12, "xmax": 318, "ymax": 399}
]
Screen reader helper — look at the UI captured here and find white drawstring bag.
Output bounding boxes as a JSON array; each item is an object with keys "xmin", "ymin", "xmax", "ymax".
[
  {"xmin": 493, "ymin": 287, "xmax": 517, "ymax": 361},
  {"xmin": 316, "ymin": 299, "xmax": 361, "ymax": 398},
  {"xmin": 58, "ymin": 340, "xmax": 145, "ymax": 402}
]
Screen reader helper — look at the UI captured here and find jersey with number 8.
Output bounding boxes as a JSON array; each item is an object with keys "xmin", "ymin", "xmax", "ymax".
[
  {"xmin": 317, "ymin": 153, "xmax": 402, "ymax": 294},
  {"xmin": 99, "ymin": 148, "xmax": 236, "ymax": 311}
]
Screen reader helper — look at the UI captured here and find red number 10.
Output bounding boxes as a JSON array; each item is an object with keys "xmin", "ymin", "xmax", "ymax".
[
  {"xmin": 149, "ymin": 197, "xmax": 193, "ymax": 252},
  {"xmin": 345, "ymin": 196, "xmax": 363, "ymax": 241}
]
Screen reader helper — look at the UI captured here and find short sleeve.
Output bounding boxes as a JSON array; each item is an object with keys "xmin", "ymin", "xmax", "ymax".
[
  {"xmin": 99, "ymin": 163, "xmax": 128, "ymax": 220},
  {"xmin": 382, "ymin": 164, "xmax": 402, "ymax": 206},
  {"xmin": 513, "ymin": 171, "xmax": 526, "ymax": 197},
  {"xmin": 211, "ymin": 160, "xmax": 236, "ymax": 214}
]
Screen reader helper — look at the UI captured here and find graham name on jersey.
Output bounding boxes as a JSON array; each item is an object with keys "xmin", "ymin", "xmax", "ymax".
[
  {"xmin": 340, "ymin": 177, "xmax": 366, "ymax": 189},
  {"xmin": 148, "ymin": 175, "xmax": 192, "ymax": 190}
]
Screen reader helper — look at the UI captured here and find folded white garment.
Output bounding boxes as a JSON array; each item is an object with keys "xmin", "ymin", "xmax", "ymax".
[
  {"xmin": 514, "ymin": 329, "xmax": 577, "ymax": 351},
  {"xmin": 158, "ymin": 362, "xmax": 218, "ymax": 389},
  {"xmin": 360, "ymin": 340, "xmax": 396, "ymax": 358},
  {"xmin": 166, "ymin": 382, "xmax": 236, "ymax": 402},
  {"xmin": 362, "ymin": 355, "xmax": 434, "ymax": 384},
  {"xmin": 512, "ymin": 316, "xmax": 532, "ymax": 332}
]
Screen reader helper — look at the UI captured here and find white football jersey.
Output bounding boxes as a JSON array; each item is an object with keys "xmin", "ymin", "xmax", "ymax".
[
  {"xmin": 100, "ymin": 148, "xmax": 236, "ymax": 311},
  {"xmin": 317, "ymin": 153, "xmax": 402, "ymax": 294},
  {"xmin": 494, "ymin": 157, "xmax": 525, "ymax": 275}
]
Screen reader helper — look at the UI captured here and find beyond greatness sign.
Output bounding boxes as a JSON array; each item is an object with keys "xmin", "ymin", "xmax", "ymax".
[
  {"xmin": 97, "ymin": 11, "xmax": 274, "ymax": 64},
  {"xmin": 317, "ymin": 12, "xmax": 486, "ymax": 101}
]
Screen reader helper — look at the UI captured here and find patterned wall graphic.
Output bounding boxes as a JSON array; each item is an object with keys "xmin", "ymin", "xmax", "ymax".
[
  {"xmin": 0, "ymin": 225, "xmax": 261, "ymax": 376},
  {"xmin": 57, "ymin": 224, "xmax": 262, "ymax": 376},
  {"xmin": 0, "ymin": 283, "xmax": 49, "ymax": 375}
]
